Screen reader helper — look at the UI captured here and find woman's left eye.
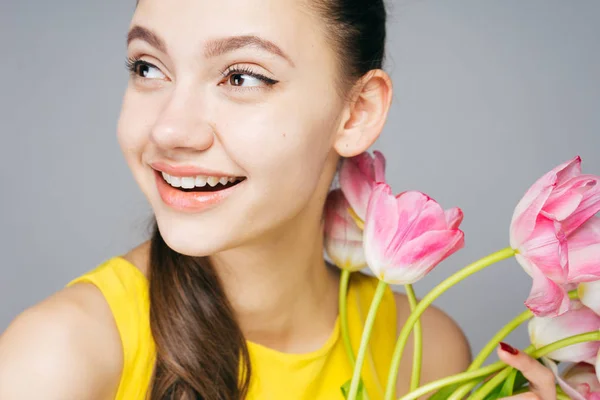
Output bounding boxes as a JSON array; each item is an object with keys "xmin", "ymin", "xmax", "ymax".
[
  {"xmin": 228, "ymin": 73, "xmax": 262, "ymax": 88},
  {"xmin": 221, "ymin": 66, "xmax": 279, "ymax": 90}
]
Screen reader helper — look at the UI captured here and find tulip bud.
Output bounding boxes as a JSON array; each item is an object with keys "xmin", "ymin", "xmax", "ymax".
[
  {"xmin": 363, "ymin": 183, "xmax": 464, "ymax": 285},
  {"xmin": 324, "ymin": 189, "xmax": 366, "ymax": 271}
]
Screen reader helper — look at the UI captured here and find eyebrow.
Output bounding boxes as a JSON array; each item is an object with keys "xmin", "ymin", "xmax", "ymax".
[{"xmin": 126, "ymin": 25, "xmax": 295, "ymax": 67}]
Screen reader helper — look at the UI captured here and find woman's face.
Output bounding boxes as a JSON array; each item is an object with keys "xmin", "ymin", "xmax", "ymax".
[{"xmin": 118, "ymin": 0, "xmax": 348, "ymax": 255}]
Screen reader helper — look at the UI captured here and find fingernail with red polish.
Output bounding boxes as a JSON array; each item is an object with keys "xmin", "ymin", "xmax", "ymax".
[{"xmin": 500, "ymin": 342, "xmax": 519, "ymax": 355}]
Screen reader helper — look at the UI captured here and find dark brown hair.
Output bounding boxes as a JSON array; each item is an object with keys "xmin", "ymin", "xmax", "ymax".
[{"xmin": 146, "ymin": 1, "xmax": 388, "ymax": 399}]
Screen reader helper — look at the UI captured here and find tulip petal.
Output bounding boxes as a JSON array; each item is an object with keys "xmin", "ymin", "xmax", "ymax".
[
  {"xmin": 324, "ymin": 189, "xmax": 367, "ymax": 271},
  {"xmin": 510, "ymin": 157, "xmax": 582, "ymax": 248},
  {"xmin": 326, "ymin": 211, "xmax": 363, "ymax": 241},
  {"xmin": 325, "ymin": 238, "xmax": 367, "ymax": 271},
  {"xmin": 542, "ymin": 358, "xmax": 587, "ymax": 400},
  {"xmin": 445, "ymin": 207, "xmax": 464, "ymax": 230},
  {"xmin": 324, "ymin": 190, "xmax": 362, "ymax": 240},
  {"xmin": 354, "ymin": 152, "xmax": 376, "ymax": 178},
  {"xmin": 529, "ymin": 300, "xmax": 600, "ymax": 361},
  {"xmin": 568, "ymin": 217, "xmax": 600, "ymax": 284},
  {"xmin": 363, "ymin": 184, "xmax": 401, "ymax": 278},
  {"xmin": 510, "ymin": 175, "xmax": 556, "ymax": 249},
  {"xmin": 390, "ymin": 192, "xmax": 447, "ymax": 246},
  {"xmin": 570, "ymin": 217, "xmax": 600, "ymax": 250},
  {"xmin": 542, "ymin": 177, "xmax": 597, "ymax": 222},
  {"xmin": 380, "ymin": 230, "xmax": 464, "ymax": 285},
  {"xmin": 523, "ymin": 262, "xmax": 570, "ymax": 317},
  {"xmin": 563, "ymin": 181, "xmax": 600, "ymax": 236},
  {"xmin": 373, "ymin": 150, "xmax": 386, "ymax": 183},
  {"xmin": 563, "ymin": 362, "xmax": 600, "ymax": 395},
  {"xmin": 579, "ymin": 280, "xmax": 600, "ymax": 317},
  {"xmin": 363, "ymin": 184, "xmax": 464, "ymax": 285},
  {"xmin": 556, "ymin": 156, "xmax": 584, "ymax": 184},
  {"xmin": 339, "ymin": 153, "xmax": 385, "ymax": 221},
  {"xmin": 596, "ymin": 350, "xmax": 600, "ymax": 388},
  {"xmin": 569, "ymin": 245, "xmax": 600, "ymax": 283},
  {"xmin": 520, "ymin": 215, "xmax": 569, "ymax": 283}
]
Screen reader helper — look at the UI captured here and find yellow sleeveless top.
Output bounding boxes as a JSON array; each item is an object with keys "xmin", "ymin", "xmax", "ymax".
[{"xmin": 67, "ymin": 257, "xmax": 397, "ymax": 400}]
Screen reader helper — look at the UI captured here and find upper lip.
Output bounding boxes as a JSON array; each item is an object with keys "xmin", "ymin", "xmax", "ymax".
[{"xmin": 150, "ymin": 162, "xmax": 243, "ymax": 178}]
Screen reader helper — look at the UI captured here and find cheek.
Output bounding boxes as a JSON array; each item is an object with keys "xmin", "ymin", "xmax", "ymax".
[
  {"xmin": 213, "ymin": 99, "xmax": 340, "ymax": 228},
  {"xmin": 215, "ymin": 94, "xmax": 340, "ymax": 179},
  {"xmin": 116, "ymin": 89, "xmax": 157, "ymax": 163}
]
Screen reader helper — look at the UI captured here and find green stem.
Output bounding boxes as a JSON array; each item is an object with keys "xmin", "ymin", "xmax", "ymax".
[
  {"xmin": 469, "ymin": 309, "xmax": 533, "ymax": 370},
  {"xmin": 397, "ymin": 361, "xmax": 506, "ymax": 400},
  {"xmin": 347, "ymin": 280, "xmax": 388, "ymax": 400},
  {"xmin": 405, "ymin": 284, "xmax": 422, "ymax": 391},
  {"xmin": 399, "ymin": 345, "xmax": 537, "ymax": 400},
  {"xmin": 401, "ymin": 329, "xmax": 600, "ymax": 400},
  {"xmin": 449, "ymin": 289, "xmax": 581, "ymax": 400},
  {"xmin": 468, "ymin": 366, "xmax": 512, "ymax": 400},
  {"xmin": 531, "ymin": 331, "xmax": 600, "ymax": 358},
  {"xmin": 446, "ymin": 310, "xmax": 533, "ymax": 400},
  {"xmin": 384, "ymin": 247, "xmax": 517, "ymax": 400},
  {"xmin": 468, "ymin": 331, "xmax": 600, "ymax": 400},
  {"xmin": 340, "ymin": 269, "xmax": 355, "ymax": 366}
]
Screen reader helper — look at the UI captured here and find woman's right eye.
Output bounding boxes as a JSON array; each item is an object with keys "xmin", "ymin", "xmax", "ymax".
[{"xmin": 125, "ymin": 58, "xmax": 166, "ymax": 80}]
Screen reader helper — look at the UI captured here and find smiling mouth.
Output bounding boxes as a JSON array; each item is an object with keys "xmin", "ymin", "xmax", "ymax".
[{"xmin": 159, "ymin": 171, "xmax": 246, "ymax": 192}]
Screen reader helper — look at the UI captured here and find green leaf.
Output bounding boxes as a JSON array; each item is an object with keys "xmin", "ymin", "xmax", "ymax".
[
  {"xmin": 498, "ymin": 369, "xmax": 518, "ymax": 397},
  {"xmin": 511, "ymin": 370, "xmax": 529, "ymax": 391},
  {"xmin": 482, "ymin": 384, "xmax": 505, "ymax": 400},
  {"xmin": 428, "ymin": 383, "xmax": 463, "ymax": 400},
  {"xmin": 429, "ymin": 376, "xmax": 489, "ymax": 400},
  {"xmin": 340, "ymin": 379, "xmax": 364, "ymax": 400},
  {"xmin": 341, "ymin": 380, "xmax": 351, "ymax": 399}
]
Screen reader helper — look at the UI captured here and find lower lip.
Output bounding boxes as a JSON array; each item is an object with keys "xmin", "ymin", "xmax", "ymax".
[{"xmin": 154, "ymin": 171, "xmax": 241, "ymax": 213}]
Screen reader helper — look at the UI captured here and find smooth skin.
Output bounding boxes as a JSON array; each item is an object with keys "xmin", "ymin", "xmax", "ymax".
[{"xmin": 0, "ymin": 0, "xmax": 557, "ymax": 398}]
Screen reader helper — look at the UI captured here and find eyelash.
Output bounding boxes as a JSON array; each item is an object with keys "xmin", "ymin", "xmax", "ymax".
[{"xmin": 124, "ymin": 56, "xmax": 279, "ymax": 89}]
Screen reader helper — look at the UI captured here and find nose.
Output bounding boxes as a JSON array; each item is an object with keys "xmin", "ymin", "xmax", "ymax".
[{"xmin": 150, "ymin": 86, "xmax": 215, "ymax": 152}]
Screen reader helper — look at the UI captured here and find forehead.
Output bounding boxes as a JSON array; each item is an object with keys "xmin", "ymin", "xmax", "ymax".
[{"xmin": 131, "ymin": 0, "xmax": 331, "ymax": 65}]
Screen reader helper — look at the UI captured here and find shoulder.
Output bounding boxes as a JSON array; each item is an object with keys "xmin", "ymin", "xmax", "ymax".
[
  {"xmin": 0, "ymin": 282, "xmax": 123, "ymax": 400},
  {"xmin": 393, "ymin": 291, "xmax": 472, "ymax": 397}
]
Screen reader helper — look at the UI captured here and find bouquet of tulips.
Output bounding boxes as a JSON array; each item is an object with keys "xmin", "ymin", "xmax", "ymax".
[{"xmin": 325, "ymin": 152, "xmax": 600, "ymax": 400}]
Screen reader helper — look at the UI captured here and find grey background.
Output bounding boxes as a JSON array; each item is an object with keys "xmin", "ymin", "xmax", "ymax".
[{"xmin": 1, "ymin": 0, "xmax": 599, "ymax": 361}]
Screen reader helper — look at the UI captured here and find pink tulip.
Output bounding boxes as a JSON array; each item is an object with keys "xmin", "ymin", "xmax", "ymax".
[
  {"xmin": 363, "ymin": 183, "xmax": 465, "ymax": 285},
  {"xmin": 510, "ymin": 156, "xmax": 600, "ymax": 317},
  {"xmin": 324, "ymin": 189, "xmax": 367, "ymax": 271},
  {"xmin": 562, "ymin": 363, "xmax": 600, "ymax": 400},
  {"xmin": 339, "ymin": 151, "xmax": 386, "ymax": 221},
  {"xmin": 542, "ymin": 359, "xmax": 600, "ymax": 400},
  {"xmin": 528, "ymin": 300, "xmax": 600, "ymax": 364}
]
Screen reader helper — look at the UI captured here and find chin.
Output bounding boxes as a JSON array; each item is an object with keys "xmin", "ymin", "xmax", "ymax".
[{"xmin": 154, "ymin": 215, "xmax": 232, "ymax": 257}]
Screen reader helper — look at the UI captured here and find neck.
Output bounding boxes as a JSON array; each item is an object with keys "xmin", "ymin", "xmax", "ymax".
[{"xmin": 211, "ymin": 214, "xmax": 340, "ymax": 354}]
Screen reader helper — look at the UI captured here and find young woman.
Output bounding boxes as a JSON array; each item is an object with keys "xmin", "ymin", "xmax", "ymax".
[{"xmin": 0, "ymin": 0, "xmax": 558, "ymax": 399}]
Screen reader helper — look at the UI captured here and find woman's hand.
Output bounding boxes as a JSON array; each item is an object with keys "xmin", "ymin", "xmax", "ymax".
[{"xmin": 497, "ymin": 342, "xmax": 557, "ymax": 400}]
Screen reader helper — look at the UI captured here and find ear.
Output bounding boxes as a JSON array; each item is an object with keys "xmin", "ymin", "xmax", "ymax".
[{"xmin": 333, "ymin": 70, "xmax": 393, "ymax": 157}]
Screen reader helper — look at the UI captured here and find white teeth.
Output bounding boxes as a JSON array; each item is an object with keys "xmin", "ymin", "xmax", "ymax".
[
  {"xmin": 161, "ymin": 171, "xmax": 240, "ymax": 189},
  {"xmin": 195, "ymin": 176, "xmax": 208, "ymax": 187},
  {"xmin": 170, "ymin": 176, "xmax": 182, "ymax": 188},
  {"xmin": 207, "ymin": 176, "xmax": 220, "ymax": 187},
  {"xmin": 181, "ymin": 177, "xmax": 195, "ymax": 189}
]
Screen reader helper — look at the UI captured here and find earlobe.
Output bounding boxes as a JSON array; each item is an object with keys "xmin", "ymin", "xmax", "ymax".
[{"xmin": 334, "ymin": 70, "xmax": 393, "ymax": 158}]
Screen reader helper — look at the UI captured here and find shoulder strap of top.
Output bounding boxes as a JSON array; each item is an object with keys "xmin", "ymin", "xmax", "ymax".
[
  {"xmin": 347, "ymin": 272, "xmax": 398, "ymax": 399},
  {"xmin": 66, "ymin": 257, "xmax": 156, "ymax": 400}
]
